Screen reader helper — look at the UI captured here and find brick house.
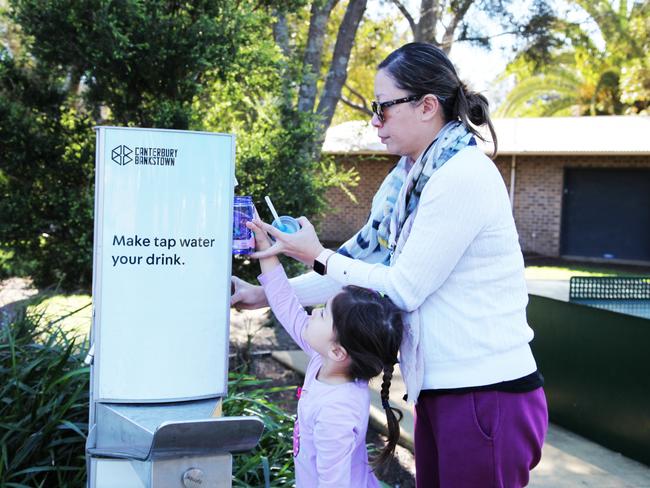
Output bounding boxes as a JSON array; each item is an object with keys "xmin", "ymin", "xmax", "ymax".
[{"xmin": 320, "ymin": 117, "xmax": 650, "ymax": 264}]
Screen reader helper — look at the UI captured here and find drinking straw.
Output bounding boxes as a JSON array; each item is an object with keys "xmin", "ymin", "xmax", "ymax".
[{"xmin": 265, "ymin": 195, "xmax": 281, "ymax": 223}]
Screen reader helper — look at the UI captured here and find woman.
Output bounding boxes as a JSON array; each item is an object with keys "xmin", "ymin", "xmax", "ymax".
[{"xmin": 232, "ymin": 42, "xmax": 548, "ymax": 487}]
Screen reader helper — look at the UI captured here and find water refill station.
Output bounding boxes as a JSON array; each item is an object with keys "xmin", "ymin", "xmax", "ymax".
[{"xmin": 86, "ymin": 127, "xmax": 264, "ymax": 487}]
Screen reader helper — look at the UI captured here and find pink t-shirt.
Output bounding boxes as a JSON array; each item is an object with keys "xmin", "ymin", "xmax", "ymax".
[{"xmin": 259, "ymin": 265, "xmax": 380, "ymax": 488}]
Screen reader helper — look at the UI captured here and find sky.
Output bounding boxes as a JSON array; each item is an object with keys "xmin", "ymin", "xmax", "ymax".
[
  {"xmin": 376, "ymin": 0, "xmax": 597, "ymax": 108},
  {"xmin": 375, "ymin": 0, "xmax": 529, "ymax": 107},
  {"xmin": 449, "ymin": 34, "xmax": 512, "ymax": 107}
]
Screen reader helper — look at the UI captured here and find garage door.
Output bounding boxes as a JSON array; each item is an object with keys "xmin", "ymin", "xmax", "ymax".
[{"xmin": 561, "ymin": 168, "xmax": 650, "ymax": 262}]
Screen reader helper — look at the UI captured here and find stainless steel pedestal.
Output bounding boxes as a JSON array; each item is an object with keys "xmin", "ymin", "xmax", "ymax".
[{"xmin": 87, "ymin": 399, "xmax": 264, "ymax": 487}]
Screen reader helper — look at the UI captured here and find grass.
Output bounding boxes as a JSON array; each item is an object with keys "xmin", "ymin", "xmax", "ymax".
[
  {"xmin": 526, "ymin": 266, "xmax": 619, "ymax": 280},
  {"xmin": 17, "ymin": 254, "xmax": 650, "ymax": 322},
  {"xmin": 26, "ymin": 294, "xmax": 92, "ymax": 339}
]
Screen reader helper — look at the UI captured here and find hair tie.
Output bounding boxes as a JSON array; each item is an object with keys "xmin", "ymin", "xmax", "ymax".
[
  {"xmin": 382, "ymin": 398, "xmax": 391, "ymax": 409},
  {"xmin": 369, "ymin": 288, "xmax": 384, "ymax": 298}
]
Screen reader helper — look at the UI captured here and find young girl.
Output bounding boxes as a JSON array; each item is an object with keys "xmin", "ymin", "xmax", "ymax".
[{"xmin": 247, "ymin": 218, "xmax": 404, "ymax": 487}]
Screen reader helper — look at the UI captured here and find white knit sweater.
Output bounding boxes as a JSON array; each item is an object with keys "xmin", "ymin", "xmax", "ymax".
[{"xmin": 290, "ymin": 146, "xmax": 537, "ymax": 390}]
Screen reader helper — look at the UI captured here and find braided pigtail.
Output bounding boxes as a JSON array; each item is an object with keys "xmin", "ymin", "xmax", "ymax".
[
  {"xmin": 329, "ymin": 286, "xmax": 405, "ymax": 473},
  {"xmin": 372, "ymin": 363, "xmax": 403, "ymax": 473}
]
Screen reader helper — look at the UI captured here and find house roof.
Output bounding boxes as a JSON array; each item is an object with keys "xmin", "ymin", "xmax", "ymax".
[{"xmin": 322, "ymin": 116, "xmax": 650, "ymax": 156}]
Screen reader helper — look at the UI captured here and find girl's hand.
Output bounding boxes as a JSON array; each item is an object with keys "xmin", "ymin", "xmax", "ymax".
[
  {"xmin": 250, "ymin": 216, "xmax": 325, "ymax": 266},
  {"xmin": 246, "ymin": 219, "xmax": 272, "ymax": 252}
]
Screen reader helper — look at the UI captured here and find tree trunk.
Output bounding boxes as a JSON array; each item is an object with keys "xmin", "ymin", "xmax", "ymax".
[
  {"xmin": 394, "ymin": 0, "xmax": 477, "ymax": 50},
  {"xmin": 441, "ymin": 0, "xmax": 474, "ymax": 53},
  {"xmin": 273, "ymin": 9, "xmax": 291, "ymax": 59},
  {"xmin": 315, "ymin": 0, "xmax": 368, "ymax": 138},
  {"xmin": 415, "ymin": 0, "xmax": 440, "ymax": 45},
  {"xmin": 273, "ymin": 9, "xmax": 295, "ymax": 105},
  {"xmin": 298, "ymin": 0, "xmax": 339, "ymax": 113}
]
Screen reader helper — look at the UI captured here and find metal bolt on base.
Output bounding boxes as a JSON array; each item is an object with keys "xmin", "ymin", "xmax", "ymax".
[{"xmin": 182, "ymin": 468, "xmax": 205, "ymax": 488}]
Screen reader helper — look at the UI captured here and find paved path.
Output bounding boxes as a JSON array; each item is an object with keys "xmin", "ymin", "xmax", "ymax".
[
  {"xmin": 273, "ymin": 349, "xmax": 650, "ymax": 487},
  {"xmin": 0, "ymin": 277, "xmax": 38, "ymax": 327},
  {"xmin": 526, "ymin": 279, "xmax": 570, "ymax": 301},
  {"xmin": 529, "ymin": 426, "xmax": 650, "ymax": 487}
]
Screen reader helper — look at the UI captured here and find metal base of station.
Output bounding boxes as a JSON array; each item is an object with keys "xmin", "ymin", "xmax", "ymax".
[
  {"xmin": 86, "ymin": 399, "xmax": 263, "ymax": 488},
  {"xmin": 90, "ymin": 455, "xmax": 231, "ymax": 488}
]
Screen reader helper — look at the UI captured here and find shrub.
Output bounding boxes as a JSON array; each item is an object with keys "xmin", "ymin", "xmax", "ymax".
[
  {"xmin": 0, "ymin": 307, "xmax": 89, "ymax": 487},
  {"xmin": 0, "ymin": 302, "xmax": 297, "ymax": 486},
  {"xmin": 225, "ymin": 373, "xmax": 297, "ymax": 487}
]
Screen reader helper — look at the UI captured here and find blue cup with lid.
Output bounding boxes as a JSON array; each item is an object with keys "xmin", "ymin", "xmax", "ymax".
[
  {"xmin": 272, "ymin": 215, "xmax": 301, "ymax": 234},
  {"xmin": 265, "ymin": 195, "xmax": 301, "ymax": 236}
]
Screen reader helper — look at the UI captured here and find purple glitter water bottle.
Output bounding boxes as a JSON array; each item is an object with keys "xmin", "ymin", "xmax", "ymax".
[{"xmin": 232, "ymin": 196, "xmax": 256, "ymax": 255}]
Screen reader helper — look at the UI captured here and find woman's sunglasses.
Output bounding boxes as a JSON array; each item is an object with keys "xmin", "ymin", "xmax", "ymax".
[
  {"xmin": 371, "ymin": 95, "xmax": 421, "ymax": 122},
  {"xmin": 371, "ymin": 94, "xmax": 446, "ymax": 122}
]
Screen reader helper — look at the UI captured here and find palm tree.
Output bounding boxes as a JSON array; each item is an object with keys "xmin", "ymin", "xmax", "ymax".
[{"xmin": 497, "ymin": 0, "xmax": 649, "ymax": 117}]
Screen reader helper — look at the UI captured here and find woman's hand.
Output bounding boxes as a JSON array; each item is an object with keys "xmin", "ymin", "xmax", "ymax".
[
  {"xmin": 230, "ymin": 276, "xmax": 269, "ymax": 309},
  {"xmin": 250, "ymin": 216, "xmax": 325, "ymax": 266}
]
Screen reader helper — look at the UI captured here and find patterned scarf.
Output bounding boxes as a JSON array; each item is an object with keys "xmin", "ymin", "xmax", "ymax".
[
  {"xmin": 337, "ymin": 121, "xmax": 476, "ymax": 403},
  {"xmin": 338, "ymin": 121, "xmax": 475, "ymax": 264}
]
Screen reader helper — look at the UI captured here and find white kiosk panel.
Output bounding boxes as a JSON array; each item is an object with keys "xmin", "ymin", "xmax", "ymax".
[{"xmin": 93, "ymin": 127, "xmax": 233, "ymax": 402}]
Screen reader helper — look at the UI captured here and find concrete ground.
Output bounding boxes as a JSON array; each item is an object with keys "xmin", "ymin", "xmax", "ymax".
[
  {"xmin": 273, "ymin": 282, "xmax": 650, "ymax": 488},
  {"xmin": 526, "ymin": 279, "xmax": 570, "ymax": 301}
]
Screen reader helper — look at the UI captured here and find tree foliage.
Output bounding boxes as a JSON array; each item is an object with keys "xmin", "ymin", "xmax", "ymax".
[
  {"xmin": 1, "ymin": 1, "xmax": 260, "ymax": 289},
  {"xmin": 332, "ymin": 6, "xmax": 409, "ymax": 123},
  {"xmin": 497, "ymin": 0, "xmax": 650, "ymax": 116},
  {"xmin": 10, "ymin": 0, "xmax": 254, "ymax": 128},
  {"xmin": 1, "ymin": 0, "xmax": 361, "ymax": 288}
]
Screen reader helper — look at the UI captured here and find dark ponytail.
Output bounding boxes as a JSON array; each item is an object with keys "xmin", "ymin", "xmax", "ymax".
[
  {"xmin": 330, "ymin": 286, "xmax": 404, "ymax": 472},
  {"xmin": 374, "ymin": 363, "xmax": 404, "ymax": 473},
  {"xmin": 454, "ymin": 82, "xmax": 497, "ymax": 156},
  {"xmin": 379, "ymin": 42, "xmax": 498, "ymax": 157}
]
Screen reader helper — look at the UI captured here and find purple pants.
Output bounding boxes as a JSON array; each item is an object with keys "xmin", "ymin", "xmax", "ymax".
[{"xmin": 414, "ymin": 387, "xmax": 548, "ymax": 488}]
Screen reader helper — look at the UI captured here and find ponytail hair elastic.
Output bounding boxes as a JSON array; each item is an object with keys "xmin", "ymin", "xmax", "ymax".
[
  {"xmin": 382, "ymin": 398, "xmax": 391, "ymax": 410},
  {"xmin": 371, "ymin": 288, "xmax": 385, "ymax": 299}
]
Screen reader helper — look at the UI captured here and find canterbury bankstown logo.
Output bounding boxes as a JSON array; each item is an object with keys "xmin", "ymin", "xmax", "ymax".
[
  {"xmin": 112, "ymin": 145, "xmax": 133, "ymax": 166},
  {"xmin": 111, "ymin": 145, "xmax": 178, "ymax": 167}
]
